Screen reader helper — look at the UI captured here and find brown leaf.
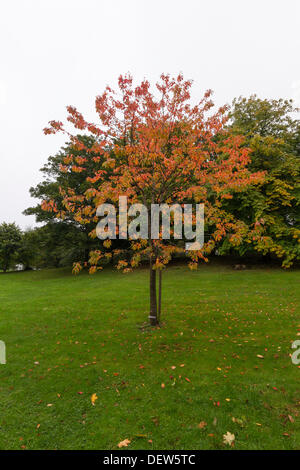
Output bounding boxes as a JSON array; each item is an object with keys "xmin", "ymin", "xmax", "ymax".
[
  {"xmin": 118, "ymin": 438, "xmax": 131, "ymax": 448},
  {"xmin": 198, "ymin": 421, "xmax": 207, "ymax": 429}
]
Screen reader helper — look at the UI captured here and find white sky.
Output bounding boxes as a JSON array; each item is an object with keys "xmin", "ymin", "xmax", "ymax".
[{"xmin": 0, "ymin": 0, "xmax": 299, "ymax": 229}]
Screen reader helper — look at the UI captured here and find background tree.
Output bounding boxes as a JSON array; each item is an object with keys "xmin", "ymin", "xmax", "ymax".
[
  {"xmin": 24, "ymin": 135, "xmax": 101, "ymax": 224},
  {"xmin": 17, "ymin": 224, "xmax": 95, "ymax": 270},
  {"xmin": 24, "ymin": 135, "xmax": 106, "ymax": 264},
  {"xmin": 0, "ymin": 223, "xmax": 22, "ymax": 272},
  {"xmin": 42, "ymin": 74, "xmax": 264, "ymax": 325},
  {"xmin": 17, "ymin": 228, "xmax": 39, "ymax": 270},
  {"xmin": 219, "ymin": 96, "xmax": 300, "ymax": 267}
]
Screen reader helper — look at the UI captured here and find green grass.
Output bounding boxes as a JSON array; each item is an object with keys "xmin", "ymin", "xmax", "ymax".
[{"xmin": 0, "ymin": 264, "xmax": 299, "ymax": 450}]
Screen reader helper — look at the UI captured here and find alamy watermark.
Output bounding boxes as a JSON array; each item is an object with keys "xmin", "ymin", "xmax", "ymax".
[
  {"xmin": 0, "ymin": 341, "xmax": 6, "ymax": 364},
  {"xmin": 291, "ymin": 340, "xmax": 300, "ymax": 365},
  {"xmin": 96, "ymin": 196, "xmax": 204, "ymax": 250}
]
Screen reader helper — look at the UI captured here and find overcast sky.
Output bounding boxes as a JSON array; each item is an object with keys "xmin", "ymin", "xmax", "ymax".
[{"xmin": 0, "ymin": 0, "xmax": 299, "ymax": 229}]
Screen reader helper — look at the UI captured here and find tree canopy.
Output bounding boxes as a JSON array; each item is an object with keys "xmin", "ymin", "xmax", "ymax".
[
  {"xmin": 219, "ymin": 96, "xmax": 300, "ymax": 267},
  {"xmin": 42, "ymin": 74, "xmax": 264, "ymax": 324},
  {"xmin": 0, "ymin": 222, "xmax": 22, "ymax": 272}
]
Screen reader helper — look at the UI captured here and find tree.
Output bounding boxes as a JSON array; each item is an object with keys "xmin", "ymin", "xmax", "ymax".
[
  {"xmin": 42, "ymin": 74, "xmax": 263, "ymax": 325},
  {"xmin": 24, "ymin": 135, "xmax": 102, "ymax": 224},
  {"xmin": 24, "ymin": 135, "xmax": 107, "ymax": 265},
  {"xmin": 0, "ymin": 223, "xmax": 22, "ymax": 272},
  {"xmin": 17, "ymin": 228, "xmax": 38, "ymax": 270},
  {"xmin": 220, "ymin": 96, "xmax": 300, "ymax": 267},
  {"xmin": 17, "ymin": 224, "xmax": 93, "ymax": 270}
]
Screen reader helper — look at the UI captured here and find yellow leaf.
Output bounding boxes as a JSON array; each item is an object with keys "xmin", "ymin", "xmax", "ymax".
[
  {"xmin": 91, "ymin": 393, "xmax": 98, "ymax": 405},
  {"xmin": 118, "ymin": 438, "xmax": 131, "ymax": 448}
]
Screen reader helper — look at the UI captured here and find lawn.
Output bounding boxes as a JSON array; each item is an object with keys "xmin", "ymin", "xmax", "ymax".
[{"xmin": 0, "ymin": 263, "xmax": 299, "ymax": 450}]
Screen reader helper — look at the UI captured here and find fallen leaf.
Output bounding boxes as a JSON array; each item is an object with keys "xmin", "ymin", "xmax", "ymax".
[
  {"xmin": 223, "ymin": 431, "xmax": 235, "ymax": 446},
  {"xmin": 151, "ymin": 416, "xmax": 159, "ymax": 426},
  {"xmin": 198, "ymin": 421, "xmax": 207, "ymax": 429},
  {"xmin": 232, "ymin": 417, "xmax": 244, "ymax": 426},
  {"xmin": 118, "ymin": 438, "xmax": 131, "ymax": 448},
  {"xmin": 91, "ymin": 393, "xmax": 98, "ymax": 405}
]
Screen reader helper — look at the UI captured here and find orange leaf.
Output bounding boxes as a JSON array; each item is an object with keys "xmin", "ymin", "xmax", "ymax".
[{"xmin": 118, "ymin": 438, "xmax": 131, "ymax": 448}]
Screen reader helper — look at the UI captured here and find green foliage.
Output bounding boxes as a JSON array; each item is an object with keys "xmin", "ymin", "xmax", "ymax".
[
  {"xmin": 221, "ymin": 96, "xmax": 300, "ymax": 267},
  {"xmin": 23, "ymin": 134, "xmax": 106, "ymax": 267},
  {"xmin": 0, "ymin": 222, "xmax": 22, "ymax": 272},
  {"xmin": 17, "ymin": 228, "xmax": 39, "ymax": 270},
  {"xmin": 19, "ymin": 223, "xmax": 99, "ymax": 269},
  {"xmin": 33, "ymin": 222, "xmax": 98, "ymax": 268},
  {"xmin": 24, "ymin": 134, "xmax": 101, "ymax": 224}
]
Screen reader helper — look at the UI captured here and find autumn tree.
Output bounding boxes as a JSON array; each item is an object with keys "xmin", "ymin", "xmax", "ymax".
[{"xmin": 42, "ymin": 74, "xmax": 263, "ymax": 325}]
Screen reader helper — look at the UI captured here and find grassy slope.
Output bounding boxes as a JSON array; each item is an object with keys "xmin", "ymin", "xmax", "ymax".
[{"xmin": 0, "ymin": 264, "xmax": 299, "ymax": 450}]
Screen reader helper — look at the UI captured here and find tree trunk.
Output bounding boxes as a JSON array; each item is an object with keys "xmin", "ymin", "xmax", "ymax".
[
  {"xmin": 3, "ymin": 259, "xmax": 8, "ymax": 273},
  {"xmin": 149, "ymin": 254, "xmax": 158, "ymax": 326},
  {"xmin": 157, "ymin": 268, "xmax": 162, "ymax": 323}
]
